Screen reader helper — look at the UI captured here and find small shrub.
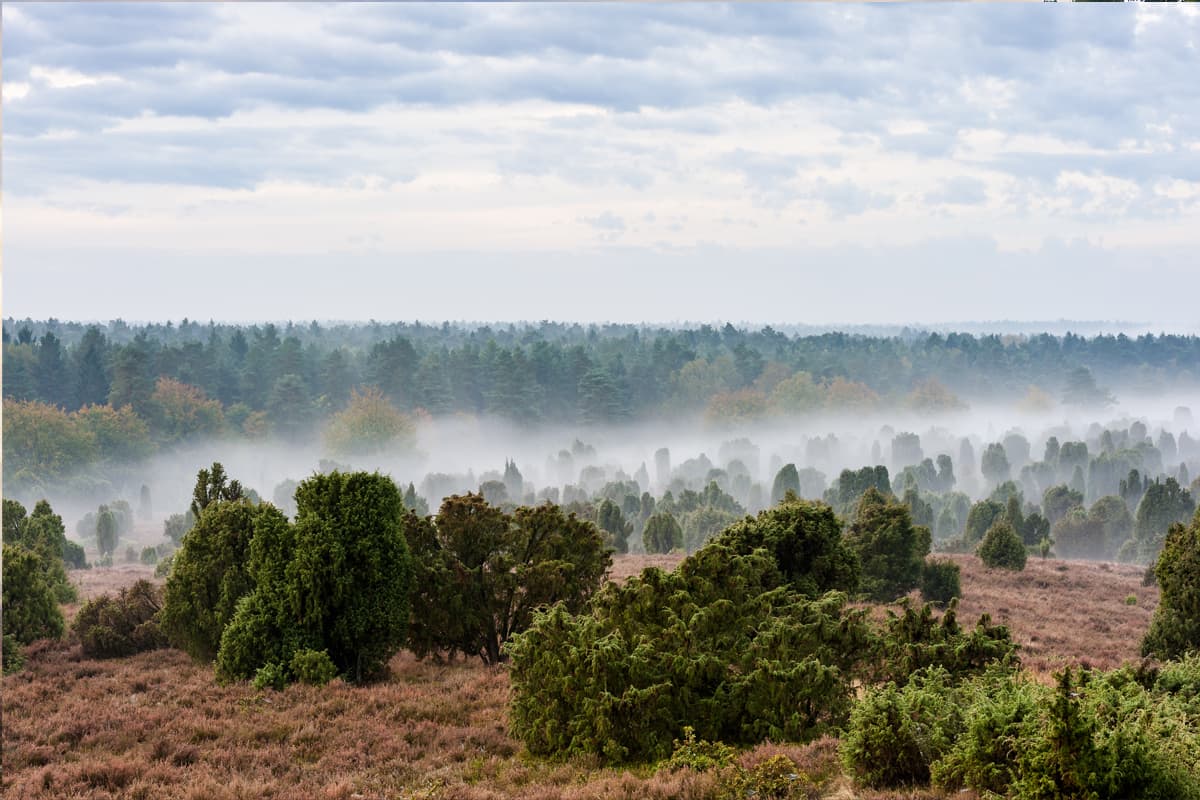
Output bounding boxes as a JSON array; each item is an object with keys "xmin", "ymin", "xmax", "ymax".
[
  {"xmin": 841, "ymin": 667, "xmax": 963, "ymax": 788},
  {"xmin": 253, "ymin": 661, "xmax": 288, "ymax": 691},
  {"xmin": 932, "ymin": 670, "xmax": 1046, "ymax": 794},
  {"xmin": 290, "ymin": 648, "xmax": 338, "ymax": 686},
  {"xmin": 124, "ymin": 545, "xmax": 138, "ymax": 563},
  {"xmin": 977, "ymin": 520, "xmax": 1027, "ymax": 571},
  {"xmin": 664, "ymin": 727, "xmax": 737, "ymax": 773},
  {"xmin": 2, "ymin": 633, "xmax": 26, "ymax": 674},
  {"xmin": 920, "ymin": 558, "xmax": 961, "ymax": 605},
  {"xmin": 720, "ymin": 754, "xmax": 817, "ymax": 800},
  {"xmin": 140, "ymin": 546, "xmax": 158, "ymax": 566},
  {"xmin": 63, "ymin": 539, "xmax": 88, "ymax": 569},
  {"xmin": 1126, "ymin": 594, "xmax": 1138, "ymax": 606},
  {"xmin": 73, "ymin": 580, "xmax": 166, "ymax": 658},
  {"xmin": 154, "ymin": 553, "xmax": 174, "ymax": 578}
]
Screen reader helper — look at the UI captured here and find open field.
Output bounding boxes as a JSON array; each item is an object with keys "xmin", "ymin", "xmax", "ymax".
[{"xmin": 2, "ymin": 554, "xmax": 1158, "ymax": 799}]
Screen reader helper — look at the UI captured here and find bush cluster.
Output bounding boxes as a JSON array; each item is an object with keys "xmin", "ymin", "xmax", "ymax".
[
  {"xmin": 73, "ymin": 580, "xmax": 167, "ymax": 659},
  {"xmin": 843, "ymin": 665, "xmax": 1200, "ymax": 798}
]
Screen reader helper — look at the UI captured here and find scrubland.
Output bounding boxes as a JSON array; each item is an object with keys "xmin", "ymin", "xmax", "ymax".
[{"xmin": 2, "ymin": 555, "xmax": 1156, "ymax": 799}]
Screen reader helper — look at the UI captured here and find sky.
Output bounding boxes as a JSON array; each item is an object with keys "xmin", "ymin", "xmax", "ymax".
[{"xmin": 3, "ymin": 3, "xmax": 1199, "ymax": 327}]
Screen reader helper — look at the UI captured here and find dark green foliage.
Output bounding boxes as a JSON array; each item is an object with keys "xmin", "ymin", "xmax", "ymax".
[
  {"xmin": 932, "ymin": 670, "xmax": 1044, "ymax": 794},
  {"xmin": 63, "ymin": 539, "xmax": 88, "ymax": 569},
  {"xmin": 290, "ymin": 648, "xmax": 338, "ymax": 686},
  {"xmin": 711, "ymin": 498, "xmax": 858, "ymax": 597},
  {"xmin": 140, "ymin": 546, "xmax": 158, "ymax": 565},
  {"xmin": 643, "ymin": 511, "xmax": 683, "ymax": 554},
  {"xmin": 2, "ymin": 633, "xmax": 27, "ymax": 675},
  {"xmin": 507, "ymin": 543, "xmax": 870, "ymax": 763},
  {"xmin": 1043, "ymin": 483, "xmax": 1085, "ymax": 525},
  {"xmin": 849, "ymin": 664, "xmax": 1200, "ymax": 797},
  {"xmin": 977, "ymin": 520, "xmax": 1027, "ymax": 571},
  {"xmin": 597, "ymin": 498, "xmax": 632, "ymax": 553},
  {"xmin": 4, "ymin": 499, "xmax": 79, "ymax": 601},
  {"xmin": 161, "ymin": 494, "xmax": 272, "ymax": 661},
  {"xmin": 841, "ymin": 667, "xmax": 962, "ymax": 788},
  {"xmin": 405, "ymin": 494, "xmax": 611, "ymax": 665},
  {"xmin": 73, "ymin": 579, "xmax": 166, "ymax": 658},
  {"xmin": 1, "ymin": 543, "xmax": 65, "ymax": 644},
  {"xmin": 920, "ymin": 558, "xmax": 961, "ymax": 605},
  {"xmin": 844, "ymin": 488, "xmax": 930, "ymax": 602},
  {"xmin": 219, "ymin": 471, "xmax": 414, "ymax": 683},
  {"xmin": 872, "ymin": 600, "xmax": 1017, "ymax": 687},
  {"xmin": 1142, "ymin": 510, "xmax": 1200, "ymax": 661},
  {"xmin": 190, "ymin": 462, "xmax": 245, "ymax": 518}
]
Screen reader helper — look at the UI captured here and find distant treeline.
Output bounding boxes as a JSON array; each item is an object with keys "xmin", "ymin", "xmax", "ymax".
[{"xmin": 5, "ymin": 319, "xmax": 1199, "ymax": 429}]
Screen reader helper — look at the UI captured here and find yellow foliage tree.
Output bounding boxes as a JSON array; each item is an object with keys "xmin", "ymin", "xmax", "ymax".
[{"xmin": 324, "ymin": 387, "xmax": 415, "ymax": 457}]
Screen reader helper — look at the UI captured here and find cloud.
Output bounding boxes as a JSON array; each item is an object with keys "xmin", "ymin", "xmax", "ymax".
[{"xmin": 3, "ymin": 4, "xmax": 1199, "ymax": 324}]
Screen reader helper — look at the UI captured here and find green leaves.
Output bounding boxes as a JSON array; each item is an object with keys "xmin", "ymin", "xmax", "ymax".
[
  {"xmin": 406, "ymin": 493, "xmax": 611, "ymax": 665},
  {"xmin": 507, "ymin": 539, "xmax": 870, "ymax": 763}
]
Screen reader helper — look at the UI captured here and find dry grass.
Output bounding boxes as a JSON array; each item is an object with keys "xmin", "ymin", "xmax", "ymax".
[
  {"xmin": 2, "ymin": 554, "xmax": 1156, "ymax": 798},
  {"xmin": 943, "ymin": 554, "xmax": 1156, "ymax": 677}
]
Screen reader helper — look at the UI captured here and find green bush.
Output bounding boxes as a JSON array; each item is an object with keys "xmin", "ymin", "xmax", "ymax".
[
  {"xmin": 841, "ymin": 667, "xmax": 963, "ymax": 788},
  {"xmin": 405, "ymin": 494, "xmax": 611, "ymax": 665},
  {"xmin": 920, "ymin": 558, "xmax": 961, "ymax": 605},
  {"xmin": 663, "ymin": 727, "xmax": 736, "ymax": 773},
  {"xmin": 2, "ymin": 542, "xmax": 65, "ymax": 644},
  {"xmin": 708, "ymin": 497, "xmax": 859, "ymax": 597},
  {"xmin": 844, "ymin": 488, "xmax": 930, "ymax": 602},
  {"xmin": 161, "ymin": 496, "xmax": 276, "ymax": 662},
  {"xmin": 1142, "ymin": 510, "xmax": 1200, "ymax": 661},
  {"xmin": 1012, "ymin": 667, "xmax": 1200, "ymax": 800},
  {"xmin": 932, "ymin": 670, "xmax": 1045, "ymax": 794},
  {"xmin": 140, "ymin": 546, "xmax": 158, "ymax": 565},
  {"xmin": 218, "ymin": 471, "xmax": 413, "ymax": 684},
  {"xmin": 63, "ymin": 539, "xmax": 88, "ymax": 569},
  {"xmin": 290, "ymin": 648, "xmax": 338, "ymax": 686},
  {"xmin": 719, "ymin": 755, "xmax": 817, "ymax": 800},
  {"xmin": 507, "ymin": 542, "xmax": 871, "ymax": 763},
  {"xmin": 872, "ymin": 600, "xmax": 1017, "ymax": 686},
  {"xmin": 2, "ymin": 633, "xmax": 27, "ymax": 675},
  {"xmin": 154, "ymin": 552, "xmax": 174, "ymax": 577},
  {"xmin": 977, "ymin": 520, "xmax": 1027, "ymax": 571},
  {"xmin": 253, "ymin": 661, "xmax": 288, "ymax": 691},
  {"xmin": 4, "ymin": 499, "xmax": 78, "ymax": 602},
  {"xmin": 73, "ymin": 579, "xmax": 167, "ymax": 658}
]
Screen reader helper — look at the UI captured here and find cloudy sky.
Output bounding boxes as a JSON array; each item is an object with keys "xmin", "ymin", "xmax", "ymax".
[{"xmin": 3, "ymin": 3, "xmax": 1199, "ymax": 327}]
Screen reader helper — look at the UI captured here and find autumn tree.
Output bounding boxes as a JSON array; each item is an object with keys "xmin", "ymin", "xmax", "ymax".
[
  {"xmin": 149, "ymin": 377, "xmax": 225, "ymax": 442},
  {"xmin": 324, "ymin": 386, "xmax": 415, "ymax": 457}
]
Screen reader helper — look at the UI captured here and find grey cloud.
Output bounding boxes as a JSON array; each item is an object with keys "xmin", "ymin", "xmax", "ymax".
[{"xmin": 4, "ymin": 2, "xmax": 1199, "ymax": 208}]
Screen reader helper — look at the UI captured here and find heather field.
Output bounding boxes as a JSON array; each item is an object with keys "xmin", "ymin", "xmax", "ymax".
[{"xmin": 2, "ymin": 555, "xmax": 1158, "ymax": 800}]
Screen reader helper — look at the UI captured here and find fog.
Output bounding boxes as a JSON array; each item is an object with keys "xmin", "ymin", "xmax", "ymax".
[{"xmin": 22, "ymin": 388, "xmax": 1198, "ymax": 557}]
